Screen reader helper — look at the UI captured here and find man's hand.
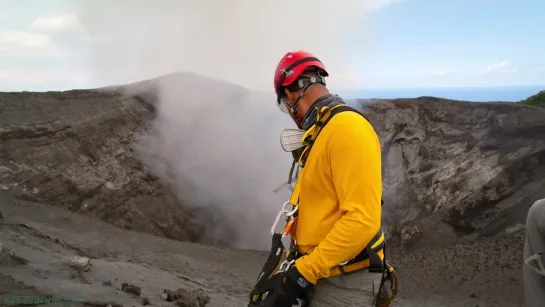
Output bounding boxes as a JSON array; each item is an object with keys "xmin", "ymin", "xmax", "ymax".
[{"xmin": 258, "ymin": 266, "xmax": 313, "ymax": 307}]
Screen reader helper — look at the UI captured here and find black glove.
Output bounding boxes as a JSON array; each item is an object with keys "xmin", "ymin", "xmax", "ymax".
[{"xmin": 259, "ymin": 266, "xmax": 313, "ymax": 307}]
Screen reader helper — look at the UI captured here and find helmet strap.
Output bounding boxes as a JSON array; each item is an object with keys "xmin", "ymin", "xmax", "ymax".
[
  {"xmin": 287, "ymin": 82, "xmax": 317, "ymax": 129},
  {"xmin": 297, "ymin": 75, "xmax": 326, "ymax": 88}
]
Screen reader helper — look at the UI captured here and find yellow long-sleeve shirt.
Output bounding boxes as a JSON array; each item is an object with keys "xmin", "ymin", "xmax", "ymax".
[{"xmin": 293, "ymin": 110, "xmax": 383, "ymax": 285}]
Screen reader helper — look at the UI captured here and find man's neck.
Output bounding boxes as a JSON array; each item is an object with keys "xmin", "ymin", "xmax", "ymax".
[
  {"xmin": 300, "ymin": 93, "xmax": 344, "ymax": 130},
  {"xmin": 296, "ymin": 86, "xmax": 330, "ymax": 117}
]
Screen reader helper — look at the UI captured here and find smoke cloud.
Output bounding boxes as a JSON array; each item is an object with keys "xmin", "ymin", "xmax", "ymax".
[
  {"xmin": 129, "ymin": 74, "xmax": 294, "ymax": 250},
  {"xmin": 66, "ymin": 0, "xmax": 390, "ymax": 250}
]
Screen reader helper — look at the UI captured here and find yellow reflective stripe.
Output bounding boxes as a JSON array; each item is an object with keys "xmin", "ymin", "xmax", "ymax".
[
  {"xmin": 289, "ymin": 104, "xmax": 346, "ymax": 205},
  {"xmin": 387, "ymin": 263, "xmax": 395, "ymax": 273},
  {"xmin": 289, "ymin": 170, "xmax": 303, "ymax": 205},
  {"xmin": 371, "ymin": 231, "xmax": 385, "ymax": 250}
]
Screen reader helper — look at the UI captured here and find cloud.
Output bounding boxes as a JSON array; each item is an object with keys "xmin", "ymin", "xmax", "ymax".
[
  {"xmin": 411, "ymin": 44, "xmax": 451, "ymax": 51},
  {"xmin": 66, "ymin": 0, "xmax": 405, "ymax": 90},
  {"xmin": 501, "ymin": 68, "xmax": 519, "ymax": 74},
  {"xmin": 333, "ymin": 72, "xmax": 365, "ymax": 88},
  {"xmin": 364, "ymin": 0, "xmax": 408, "ymax": 10},
  {"xmin": 0, "ymin": 67, "xmax": 88, "ymax": 91},
  {"xmin": 480, "ymin": 61, "xmax": 518, "ymax": 75},
  {"xmin": 481, "ymin": 61, "xmax": 507, "ymax": 74},
  {"xmin": 30, "ymin": 14, "xmax": 84, "ymax": 32},
  {"xmin": 0, "ymin": 30, "xmax": 64, "ymax": 58},
  {"xmin": 429, "ymin": 62, "xmax": 519, "ymax": 79},
  {"xmin": 0, "ymin": 30, "xmax": 50, "ymax": 48}
]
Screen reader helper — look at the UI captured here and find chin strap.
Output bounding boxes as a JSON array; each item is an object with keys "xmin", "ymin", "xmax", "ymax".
[{"xmin": 286, "ymin": 76, "xmax": 326, "ymax": 129}]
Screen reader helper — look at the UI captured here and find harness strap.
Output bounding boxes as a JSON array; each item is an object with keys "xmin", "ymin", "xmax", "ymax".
[
  {"xmin": 339, "ymin": 231, "xmax": 386, "ymax": 274},
  {"xmin": 287, "ymin": 103, "xmax": 385, "ymax": 273},
  {"xmin": 248, "ymin": 233, "xmax": 285, "ymax": 304},
  {"xmin": 299, "ymin": 104, "xmax": 371, "ymax": 167}
]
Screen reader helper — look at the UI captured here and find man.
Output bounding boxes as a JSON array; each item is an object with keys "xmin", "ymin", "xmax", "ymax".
[
  {"xmin": 523, "ymin": 198, "xmax": 545, "ymax": 307},
  {"xmin": 257, "ymin": 50, "xmax": 387, "ymax": 306}
]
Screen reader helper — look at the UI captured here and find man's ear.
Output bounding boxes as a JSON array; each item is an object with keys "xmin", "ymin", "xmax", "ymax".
[
  {"xmin": 283, "ymin": 88, "xmax": 290, "ymax": 98},
  {"xmin": 284, "ymin": 88, "xmax": 293, "ymax": 105}
]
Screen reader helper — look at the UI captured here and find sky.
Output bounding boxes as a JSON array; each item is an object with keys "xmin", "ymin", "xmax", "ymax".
[{"xmin": 0, "ymin": 0, "xmax": 544, "ymax": 92}]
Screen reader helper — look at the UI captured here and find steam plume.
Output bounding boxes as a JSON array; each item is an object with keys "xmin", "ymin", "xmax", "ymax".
[{"xmin": 67, "ymin": 0, "xmax": 389, "ymax": 249}]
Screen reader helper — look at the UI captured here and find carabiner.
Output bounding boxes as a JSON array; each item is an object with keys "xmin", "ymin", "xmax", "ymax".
[
  {"xmin": 281, "ymin": 201, "xmax": 298, "ymax": 217},
  {"xmin": 270, "ymin": 201, "xmax": 298, "ymax": 235},
  {"xmin": 277, "ymin": 259, "xmax": 295, "ymax": 273}
]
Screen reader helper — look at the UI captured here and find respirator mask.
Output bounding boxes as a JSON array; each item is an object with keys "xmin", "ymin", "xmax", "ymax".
[{"xmin": 273, "ymin": 128, "xmax": 306, "ymax": 194}]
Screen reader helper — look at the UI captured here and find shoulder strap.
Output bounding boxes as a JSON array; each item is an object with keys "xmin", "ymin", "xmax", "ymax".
[
  {"xmin": 299, "ymin": 104, "xmax": 370, "ymax": 167},
  {"xmin": 289, "ymin": 103, "xmax": 383, "ymax": 207}
]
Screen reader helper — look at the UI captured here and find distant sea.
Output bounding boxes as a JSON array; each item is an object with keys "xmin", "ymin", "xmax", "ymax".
[{"xmin": 337, "ymin": 85, "xmax": 544, "ymax": 102}]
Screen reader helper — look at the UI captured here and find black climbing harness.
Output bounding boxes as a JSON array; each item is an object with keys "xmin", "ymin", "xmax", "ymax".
[{"xmin": 249, "ymin": 103, "xmax": 398, "ymax": 307}]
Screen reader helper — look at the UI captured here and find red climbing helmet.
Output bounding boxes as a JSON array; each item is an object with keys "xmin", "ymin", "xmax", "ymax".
[{"xmin": 273, "ymin": 50, "xmax": 329, "ymax": 112}]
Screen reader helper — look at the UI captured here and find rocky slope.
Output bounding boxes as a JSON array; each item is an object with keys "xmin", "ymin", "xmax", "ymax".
[
  {"xmin": 2, "ymin": 74, "xmax": 545, "ymax": 249},
  {"xmin": 0, "ymin": 88, "xmax": 204, "ymax": 243},
  {"xmin": 1, "ymin": 73, "xmax": 545, "ymax": 305},
  {"xmin": 0, "ymin": 73, "xmax": 263, "ymax": 247},
  {"xmin": 359, "ymin": 97, "xmax": 545, "ymax": 250}
]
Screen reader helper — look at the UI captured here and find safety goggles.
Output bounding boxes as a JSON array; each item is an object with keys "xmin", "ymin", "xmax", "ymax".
[{"xmin": 277, "ymin": 95, "xmax": 289, "ymax": 114}]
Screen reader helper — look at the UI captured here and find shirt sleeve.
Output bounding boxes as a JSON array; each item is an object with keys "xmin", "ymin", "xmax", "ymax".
[{"xmin": 294, "ymin": 112, "xmax": 383, "ymax": 284}]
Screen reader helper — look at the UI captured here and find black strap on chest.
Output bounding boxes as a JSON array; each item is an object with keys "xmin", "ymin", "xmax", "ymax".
[
  {"xmin": 299, "ymin": 104, "xmax": 383, "ymax": 207},
  {"xmin": 299, "ymin": 104, "xmax": 367, "ymax": 167}
]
